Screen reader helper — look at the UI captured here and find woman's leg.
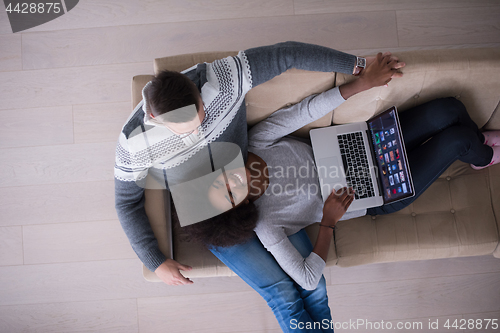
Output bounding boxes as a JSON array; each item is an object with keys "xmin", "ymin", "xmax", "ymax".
[
  {"xmin": 210, "ymin": 235, "xmax": 327, "ymax": 333},
  {"xmin": 397, "ymin": 97, "xmax": 485, "ymax": 151},
  {"xmin": 367, "ymin": 97, "xmax": 493, "ymax": 215},
  {"xmin": 367, "ymin": 124, "xmax": 493, "ymax": 215}
]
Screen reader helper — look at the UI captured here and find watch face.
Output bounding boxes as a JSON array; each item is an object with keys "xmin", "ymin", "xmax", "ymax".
[{"xmin": 357, "ymin": 57, "xmax": 366, "ymax": 68}]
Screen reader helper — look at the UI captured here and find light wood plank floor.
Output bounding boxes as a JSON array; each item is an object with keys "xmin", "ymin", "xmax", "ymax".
[{"xmin": 1, "ymin": 0, "xmax": 500, "ymax": 332}]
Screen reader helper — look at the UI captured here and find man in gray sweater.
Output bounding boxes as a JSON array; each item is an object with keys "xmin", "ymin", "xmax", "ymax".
[{"xmin": 114, "ymin": 41, "xmax": 404, "ymax": 285}]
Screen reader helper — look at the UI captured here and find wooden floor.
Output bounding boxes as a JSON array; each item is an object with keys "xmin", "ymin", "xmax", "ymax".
[{"xmin": 1, "ymin": 0, "xmax": 500, "ymax": 332}]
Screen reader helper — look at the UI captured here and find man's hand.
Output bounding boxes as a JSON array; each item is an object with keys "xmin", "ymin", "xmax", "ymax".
[
  {"xmin": 155, "ymin": 259, "xmax": 194, "ymax": 286},
  {"xmin": 322, "ymin": 187, "xmax": 355, "ymax": 227}
]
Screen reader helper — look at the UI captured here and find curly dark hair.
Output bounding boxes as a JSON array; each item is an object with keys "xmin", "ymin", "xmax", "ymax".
[
  {"xmin": 172, "ymin": 200, "xmax": 259, "ymax": 248},
  {"xmin": 144, "ymin": 70, "xmax": 202, "ymax": 122}
]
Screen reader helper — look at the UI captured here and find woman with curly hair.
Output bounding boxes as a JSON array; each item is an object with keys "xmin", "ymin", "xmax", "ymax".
[
  {"xmin": 171, "ymin": 53, "xmax": 400, "ymax": 333},
  {"xmin": 176, "ymin": 53, "xmax": 499, "ymax": 333}
]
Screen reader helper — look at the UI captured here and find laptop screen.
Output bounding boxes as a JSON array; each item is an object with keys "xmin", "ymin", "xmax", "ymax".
[{"xmin": 367, "ymin": 107, "xmax": 414, "ymax": 204}]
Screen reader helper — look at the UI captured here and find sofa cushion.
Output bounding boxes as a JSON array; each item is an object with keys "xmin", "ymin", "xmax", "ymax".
[
  {"xmin": 245, "ymin": 68, "xmax": 336, "ymax": 137},
  {"xmin": 172, "ymin": 212, "xmax": 237, "ymax": 279},
  {"xmin": 332, "ymin": 48, "xmax": 500, "ymax": 266},
  {"xmin": 142, "ymin": 187, "xmax": 237, "ymax": 282},
  {"xmin": 334, "ymin": 48, "xmax": 500, "ymax": 128},
  {"xmin": 484, "ymin": 102, "xmax": 500, "ymax": 131},
  {"xmin": 335, "ymin": 161, "xmax": 499, "ymax": 267}
]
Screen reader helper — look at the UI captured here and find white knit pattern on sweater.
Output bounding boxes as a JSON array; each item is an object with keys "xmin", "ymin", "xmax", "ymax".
[{"xmin": 114, "ymin": 51, "xmax": 252, "ymax": 182}]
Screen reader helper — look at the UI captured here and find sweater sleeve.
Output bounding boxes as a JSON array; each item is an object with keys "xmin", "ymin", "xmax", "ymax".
[
  {"xmin": 114, "ymin": 132, "xmax": 166, "ymax": 272},
  {"xmin": 248, "ymin": 86, "xmax": 345, "ymax": 148},
  {"xmin": 265, "ymin": 235, "xmax": 326, "ymax": 291},
  {"xmin": 115, "ymin": 178, "xmax": 167, "ymax": 272},
  {"xmin": 244, "ymin": 41, "xmax": 356, "ymax": 87}
]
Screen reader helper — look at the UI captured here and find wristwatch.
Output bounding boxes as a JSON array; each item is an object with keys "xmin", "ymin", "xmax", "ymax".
[{"xmin": 353, "ymin": 56, "xmax": 366, "ymax": 76}]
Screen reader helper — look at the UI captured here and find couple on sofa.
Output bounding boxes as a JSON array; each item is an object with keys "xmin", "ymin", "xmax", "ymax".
[{"xmin": 115, "ymin": 42, "xmax": 499, "ymax": 332}]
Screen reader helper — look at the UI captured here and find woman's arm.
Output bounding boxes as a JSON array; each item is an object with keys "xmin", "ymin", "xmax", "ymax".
[
  {"xmin": 256, "ymin": 188, "xmax": 354, "ymax": 290},
  {"xmin": 248, "ymin": 86, "xmax": 346, "ymax": 148},
  {"xmin": 263, "ymin": 235, "xmax": 327, "ymax": 291},
  {"xmin": 313, "ymin": 187, "xmax": 354, "ymax": 261}
]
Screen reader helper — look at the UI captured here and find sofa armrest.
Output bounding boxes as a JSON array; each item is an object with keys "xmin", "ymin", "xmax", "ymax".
[
  {"xmin": 489, "ymin": 164, "xmax": 500, "ymax": 259},
  {"xmin": 154, "ymin": 51, "xmax": 238, "ymax": 74},
  {"xmin": 484, "ymin": 101, "xmax": 500, "ymax": 130},
  {"xmin": 132, "ymin": 75, "xmax": 154, "ymax": 110},
  {"xmin": 143, "ymin": 185, "xmax": 236, "ymax": 282},
  {"xmin": 142, "ymin": 187, "xmax": 173, "ymax": 282}
]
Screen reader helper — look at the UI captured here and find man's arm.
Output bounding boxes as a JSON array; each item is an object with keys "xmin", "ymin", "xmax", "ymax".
[
  {"xmin": 115, "ymin": 179, "xmax": 167, "ymax": 270},
  {"xmin": 248, "ymin": 52, "xmax": 403, "ymax": 148},
  {"xmin": 244, "ymin": 41, "xmax": 357, "ymax": 87},
  {"xmin": 115, "ymin": 179, "xmax": 194, "ymax": 285}
]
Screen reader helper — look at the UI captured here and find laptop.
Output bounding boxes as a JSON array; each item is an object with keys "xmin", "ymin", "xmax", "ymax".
[{"xmin": 310, "ymin": 106, "xmax": 415, "ymax": 212}]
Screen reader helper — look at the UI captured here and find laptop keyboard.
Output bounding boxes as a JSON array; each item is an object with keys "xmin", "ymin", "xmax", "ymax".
[{"xmin": 338, "ymin": 132, "xmax": 375, "ymax": 200}]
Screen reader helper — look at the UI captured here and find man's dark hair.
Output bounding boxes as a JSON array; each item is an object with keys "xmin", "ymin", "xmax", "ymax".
[
  {"xmin": 144, "ymin": 70, "xmax": 202, "ymax": 123},
  {"xmin": 172, "ymin": 201, "xmax": 259, "ymax": 248}
]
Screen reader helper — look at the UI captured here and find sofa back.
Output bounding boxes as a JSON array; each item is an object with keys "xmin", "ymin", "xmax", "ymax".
[
  {"xmin": 148, "ymin": 48, "xmax": 500, "ymax": 134},
  {"xmin": 153, "ymin": 51, "xmax": 337, "ymax": 136},
  {"xmin": 334, "ymin": 48, "xmax": 500, "ymax": 131}
]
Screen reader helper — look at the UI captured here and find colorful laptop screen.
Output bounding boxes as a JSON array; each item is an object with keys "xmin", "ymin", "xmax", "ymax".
[{"xmin": 368, "ymin": 107, "xmax": 414, "ymax": 204}]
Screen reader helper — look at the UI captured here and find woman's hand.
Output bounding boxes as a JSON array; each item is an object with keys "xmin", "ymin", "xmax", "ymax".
[
  {"xmin": 365, "ymin": 52, "xmax": 405, "ymax": 75},
  {"xmin": 339, "ymin": 52, "xmax": 405, "ymax": 99},
  {"xmin": 360, "ymin": 52, "xmax": 405, "ymax": 88},
  {"xmin": 359, "ymin": 53, "xmax": 397, "ymax": 88},
  {"xmin": 321, "ymin": 187, "xmax": 355, "ymax": 227}
]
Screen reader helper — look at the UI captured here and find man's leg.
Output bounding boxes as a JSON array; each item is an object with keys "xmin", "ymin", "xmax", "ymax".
[
  {"xmin": 367, "ymin": 124, "xmax": 493, "ymax": 215},
  {"xmin": 210, "ymin": 235, "xmax": 324, "ymax": 333}
]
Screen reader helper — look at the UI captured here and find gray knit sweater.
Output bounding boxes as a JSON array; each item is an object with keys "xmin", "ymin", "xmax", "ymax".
[{"xmin": 114, "ymin": 41, "xmax": 357, "ymax": 272}]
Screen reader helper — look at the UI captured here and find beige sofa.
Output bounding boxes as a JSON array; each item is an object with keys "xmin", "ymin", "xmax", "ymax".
[{"xmin": 132, "ymin": 48, "xmax": 500, "ymax": 282}]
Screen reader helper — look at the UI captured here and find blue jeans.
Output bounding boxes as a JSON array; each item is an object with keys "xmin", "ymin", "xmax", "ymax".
[
  {"xmin": 210, "ymin": 229, "xmax": 333, "ymax": 333},
  {"xmin": 367, "ymin": 97, "xmax": 493, "ymax": 215}
]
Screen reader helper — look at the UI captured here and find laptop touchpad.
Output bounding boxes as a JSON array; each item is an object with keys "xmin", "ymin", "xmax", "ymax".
[{"xmin": 318, "ymin": 156, "xmax": 342, "ymax": 182}]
